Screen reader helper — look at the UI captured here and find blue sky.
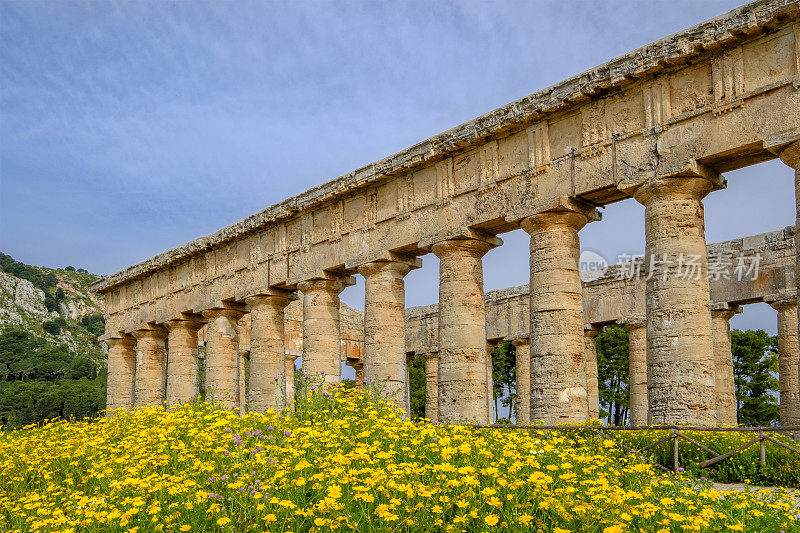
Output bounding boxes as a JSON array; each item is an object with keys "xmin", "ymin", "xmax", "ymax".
[{"xmin": 0, "ymin": 0, "xmax": 794, "ymax": 335}]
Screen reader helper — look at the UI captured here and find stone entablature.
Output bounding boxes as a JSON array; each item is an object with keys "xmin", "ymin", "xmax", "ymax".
[{"xmin": 94, "ymin": 0, "xmax": 800, "ymax": 338}]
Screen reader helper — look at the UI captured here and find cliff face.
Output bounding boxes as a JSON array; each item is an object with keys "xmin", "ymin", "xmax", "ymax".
[{"xmin": 0, "ymin": 259, "xmax": 106, "ymax": 364}]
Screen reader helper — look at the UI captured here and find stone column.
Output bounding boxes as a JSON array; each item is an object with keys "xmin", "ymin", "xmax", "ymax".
[
  {"xmin": 105, "ymin": 334, "xmax": 137, "ymax": 414},
  {"xmin": 239, "ymin": 351, "xmax": 249, "ymax": 410},
  {"xmin": 511, "ymin": 337, "xmax": 530, "ymax": 425},
  {"xmin": 431, "ymin": 235, "xmax": 497, "ymax": 424},
  {"xmin": 132, "ymin": 326, "xmax": 168, "ymax": 408},
  {"xmin": 285, "ymin": 352, "xmax": 298, "ymax": 407},
  {"xmin": 424, "ymin": 351, "xmax": 438, "ymax": 422},
  {"xmin": 520, "ymin": 200, "xmax": 596, "ymax": 424},
  {"xmin": 357, "ymin": 259, "xmax": 416, "ymax": 408},
  {"xmin": 777, "ymin": 143, "xmax": 800, "ymax": 426},
  {"xmin": 405, "ymin": 353, "xmax": 415, "ymax": 415},
  {"xmin": 770, "ymin": 297, "xmax": 800, "ymax": 426},
  {"xmin": 245, "ymin": 291, "xmax": 293, "ymax": 412},
  {"xmin": 352, "ymin": 361, "xmax": 364, "ymax": 387},
  {"xmin": 631, "ymin": 174, "xmax": 718, "ymax": 425},
  {"xmin": 621, "ymin": 317, "xmax": 647, "ymax": 426},
  {"xmin": 584, "ymin": 326, "xmax": 602, "ymax": 421},
  {"xmin": 297, "ymin": 278, "xmax": 350, "ymax": 385},
  {"xmin": 486, "ymin": 341, "xmax": 499, "ymax": 424},
  {"xmin": 202, "ymin": 307, "xmax": 244, "ymax": 408},
  {"xmin": 710, "ymin": 304, "xmax": 741, "ymax": 427},
  {"xmin": 164, "ymin": 317, "xmax": 203, "ymax": 408}
]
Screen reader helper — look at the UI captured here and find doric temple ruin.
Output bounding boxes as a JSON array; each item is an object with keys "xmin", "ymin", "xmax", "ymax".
[{"xmin": 93, "ymin": 0, "xmax": 800, "ymax": 426}]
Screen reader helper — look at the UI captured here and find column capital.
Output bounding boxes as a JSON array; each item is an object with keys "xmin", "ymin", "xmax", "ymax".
[
  {"xmin": 766, "ymin": 293, "xmax": 798, "ymax": 311},
  {"xmin": 420, "ymin": 227, "xmax": 502, "ymax": 252},
  {"xmin": 430, "ymin": 236, "xmax": 496, "ymax": 260},
  {"xmin": 584, "ymin": 324, "xmax": 603, "ymax": 339},
  {"xmin": 423, "ymin": 350, "xmax": 439, "ymax": 360},
  {"xmin": 104, "ymin": 334, "xmax": 137, "ymax": 348},
  {"xmin": 297, "ymin": 276, "xmax": 353, "ymax": 295},
  {"xmin": 710, "ymin": 302, "xmax": 744, "ymax": 320},
  {"xmin": 132, "ymin": 325, "xmax": 168, "ymax": 341},
  {"xmin": 519, "ymin": 197, "xmax": 600, "ymax": 234},
  {"xmin": 629, "ymin": 172, "xmax": 723, "ymax": 207},
  {"xmin": 356, "ymin": 259, "xmax": 413, "ymax": 279},
  {"xmin": 164, "ymin": 316, "xmax": 204, "ymax": 331},
  {"xmin": 284, "ymin": 350, "xmax": 301, "ymax": 362},
  {"xmin": 245, "ymin": 289, "xmax": 294, "ymax": 309},
  {"xmin": 202, "ymin": 307, "xmax": 245, "ymax": 322},
  {"xmin": 774, "ymin": 140, "xmax": 800, "ymax": 170},
  {"xmin": 510, "ymin": 335, "xmax": 530, "ymax": 347},
  {"xmin": 346, "ymin": 251, "xmax": 422, "ymax": 272},
  {"xmin": 619, "ymin": 315, "xmax": 647, "ymax": 331}
]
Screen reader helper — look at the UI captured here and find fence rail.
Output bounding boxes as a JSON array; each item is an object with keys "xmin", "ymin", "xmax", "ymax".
[{"xmin": 474, "ymin": 424, "xmax": 800, "ymax": 473}]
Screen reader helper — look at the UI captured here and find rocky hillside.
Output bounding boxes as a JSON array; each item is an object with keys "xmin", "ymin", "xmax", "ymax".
[{"xmin": 0, "ymin": 253, "xmax": 106, "ymax": 364}]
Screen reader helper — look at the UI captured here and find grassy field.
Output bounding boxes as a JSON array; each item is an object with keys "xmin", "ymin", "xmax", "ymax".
[{"xmin": 1, "ymin": 385, "xmax": 798, "ymax": 532}]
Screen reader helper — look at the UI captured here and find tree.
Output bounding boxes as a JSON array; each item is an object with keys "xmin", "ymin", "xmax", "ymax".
[
  {"xmin": 408, "ymin": 355, "xmax": 426, "ymax": 419},
  {"xmin": 731, "ymin": 329, "xmax": 779, "ymax": 426},
  {"xmin": 81, "ymin": 314, "xmax": 106, "ymax": 337},
  {"xmin": 490, "ymin": 342, "xmax": 516, "ymax": 422},
  {"xmin": 44, "ymin": 293, "xmax": 59, "ymax": 313},
  {"xmin": 0, "ymin": 326, "xmax": 106, "ymax": 427},
  {"xmin": 55, "ymin": 287, "xmax": 65, "ymax": 302},
  {"xmin": 42, "ymin": 320, "xmax": 61, "ymax": 336},
  {"xmin": 596, "ymin": 325, "xmax": 630, "ymax": 425}
]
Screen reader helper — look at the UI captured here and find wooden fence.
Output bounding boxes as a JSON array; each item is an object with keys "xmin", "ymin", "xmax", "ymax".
[{"xmin": 477, "ymin": 424, "xmax": 800, "ymax": 473}]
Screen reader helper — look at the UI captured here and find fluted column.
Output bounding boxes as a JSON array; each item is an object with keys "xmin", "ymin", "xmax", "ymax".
[
  {"xmin": 357, "ymin": 259, "xmax": 416, "ymax": 408},
  {"xmin": 778, "ymin": 143, "xmax": 800, "ymax": 426},
  {"xmin": 105, "ymin": 335, "xmax": 137, "ymax": 414},
  {"xmin": 621, "ymin": 317, "xmax": 647, "ymax": 426},
  {"xmin": 431, "ymin": 236, "xmax": 497, "ymax": 424},
  {"xmin": 511, "ymin": 337, "xmax": 530, "ymax": 425},
  {"xmin": 202, "ymin": 307, "xmax": 244, "ymax": 408},
  {"xmin": 285, "ymin": 353, "xmax": 298, "ymax": 407},
  {"xmin": 132, "ymin": 326, "xmax": 168, "ymax": 408},
  {"xmin": 351, "ymin": 361, "xmax": 364, "ymax": 387},
  {"xmin": 424, "ymin": 351, "xmax": 438, "ymax": 422},
  {"xmin": 405, "ymin": 353, "xmax": 415, "ymax": 415},
  {"xmin": 297, "ymin": 278, "xmax": 349, "ymax": 385},
  {"xmin": 632, "ymin": 175, "xmax": 718, "ymax": 425},
  {"xmin": 584, "ymin": 326, "xmax": 602, "ymax": 421},
  {"xmin": 710, "ymin": 304, "xmax": 741, "ymax": 426},
  {"xmin": 521, "ymin": 201, "xmax": 596, "ymax": 424},
  {"xmin": 245, "ymin": 291, "xmax": 293, "ymax": 412},
  {"xmin": 486, "ymin": 341, "xmax": 498, "ymax": 424},
  {"xmin": 770, "ymin": 297, "xmax": 800, "ymax": 426},
  {"xmin": 164, "ymin": 317, "xmax": 203, "ymax": 408}
]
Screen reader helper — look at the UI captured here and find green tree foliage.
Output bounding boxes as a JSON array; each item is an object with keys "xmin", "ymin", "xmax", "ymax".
[
  {"xmin": 490, "ymin": 342, "xmax": 516, "ymax": 422},
  {"xmin": 55, "ymin": 287, "xmax": 65, "ymax": 302},
  {"xmin": 731, "ymin": 329, "xmax": 779, "ymax": 426},
  {"xmin": 43, "ymin": 293, "xmax": 59, "ymax": 313},
  {"xmin": 42, "ymin": 317, "xmax": 67, "ymax": 336},
  {"xmin": 0, "ymin": 252, "xmax": 57, "ymax": 292},
  {"xmin": 409, "ymin": 354, "xmax": 426, "ymax": 419},
  {"xmin": 0, "ymin": 326, "xmax": 105, "ymax": 428},
  {"xmin": 596, "ymin": 325, "xmax": 630, "ymax": 425},
  {"xmin": 80, "ymin": 314, "xmax": 106, "ymax": 337}
]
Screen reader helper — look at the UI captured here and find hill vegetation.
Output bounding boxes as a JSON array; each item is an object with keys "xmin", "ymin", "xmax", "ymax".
[{"xmin": 0, "ymin": 253, "xmax": 106, "ymax": 427}]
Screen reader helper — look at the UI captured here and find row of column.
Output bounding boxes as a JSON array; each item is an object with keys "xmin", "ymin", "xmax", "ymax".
[
  {"xmin": 107, "ymin": 295, "xmax": 300, "ymax": 413},
  {"xmin": 108, "ymin": 142, "xmax": 800, "ymax": 426}
]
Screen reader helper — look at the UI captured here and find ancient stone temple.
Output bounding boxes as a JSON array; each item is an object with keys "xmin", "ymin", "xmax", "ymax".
[{"xmin": 94, "ymin": 0, "xmax": 800, "ymax": 426}]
